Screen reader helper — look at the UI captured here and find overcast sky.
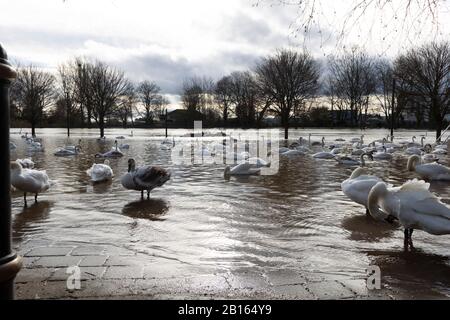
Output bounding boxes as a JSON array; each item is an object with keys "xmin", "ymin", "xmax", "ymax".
[{"xmin": 1, "ymin": 0, "xmax": 449, "ymax": 106}]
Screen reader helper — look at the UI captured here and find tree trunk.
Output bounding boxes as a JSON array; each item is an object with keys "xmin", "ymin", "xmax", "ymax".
[{"xmin": 31, "ymin": 125, "xmax": 36, "ymax": 137}]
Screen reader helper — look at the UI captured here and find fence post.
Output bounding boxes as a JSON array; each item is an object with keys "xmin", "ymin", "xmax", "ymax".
[{"xmin": 0, "ymin": 43, "xmax": 22, "ymax": 299}]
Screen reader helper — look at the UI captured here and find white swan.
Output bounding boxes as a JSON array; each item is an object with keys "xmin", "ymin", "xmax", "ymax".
[
  {"xmin": 341, "ymin": 167, "xmax": 382, "ymax": 215},
  {"xmin": 247, "ymin": 157, "xmax": 270, "ymax": 167},
  {"xmin": 10, "ymin": 160, "xmax": 52, "ymax": 206},
  {"xmin": 224, "ymin": 163, "xmax": 261, "ymax": 177},
  {"xmin": 95, "ymin": 140, "xmax": 124, "ymax": 158},
  {"xmin": 372, "ymin": 146, "xmax": 393, "ymax": 160},
  {"xmin": 28, "ymin": 141, "xmax": 44, "ymax": 152},
  {"xmin": 281, "ymin": 149, "xmax": 306, "ymax": 157},
  {"xmin": 405, "ymin": 146, "xmax": 422, "ymax": 155},
  {"xmin": 86, "ymin": 160, "xmax": 113, "ymax": 183},
  {"xmin": 17, "ymin": 158, "xmax": 34, "ymax": 169},
  {"xmin": 121, "ymin": 158, "xmax": 171, "ymax": 199},
  {"xmin": 407, "ymin": 155, "xmax": 450, "ymax": 181},
  {"xmin": 312, "ymin": 151, "xmax": 335, "ymax": 159},
  {"xmin": 335, "ymin": 152, "xmax": 373, "ymax": 166},
  {"xmin": 54, "ymin": 146, "xmax": 81, "ymax": 156},
  {"xmin": 368, "ymin": 179, "xmax": 450, "ymax": 247}
]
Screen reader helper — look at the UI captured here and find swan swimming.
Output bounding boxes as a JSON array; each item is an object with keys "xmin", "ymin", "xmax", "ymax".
[
  {"xmin": 407, "ymin": 155, "xmax": 450, "ymax": 181},
  {"xmin": 10, "ymin": 160, "xmax": 52, "ymax": 206},
  {"xmin": 54, "ymin": 146, "xmax": 81, "ymax": 156},
  {"xmin": 121, "ymin": 158, "xmax": 171, "ymax": 199},
  {"xmin": 335, "ymin": 152, "xmax": 373, "ymax": 166},
  {"xmin": 95, "ymin": 140, "xmax": 124, "ymax": 158},
  {"xmin": 224, "ymin": 163, "xmax": 261, "ymax": 177},
  {"xmin": 86, "ymin": 160, "xmax": 114, "ymax": 183},
  {"xmin": 368, "ymin": 179, "xmax": 450, "ymax": 248}
]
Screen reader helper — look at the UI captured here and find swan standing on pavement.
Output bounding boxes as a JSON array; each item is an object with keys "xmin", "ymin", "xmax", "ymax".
[
  {"xmin": 121, "ymin": 158, "xmax": 171, "ymax": 199},
  {"xmin": 407, "ymin": 155, "xmax": 450, "ymax": 181},
  {"xmin": 341, "ymin": 166, "xmax": 382, "ymax": 215},
  {"xmin": 368, "ymin": 179, "xmax": 450, "ymax": 248},
  {"xmin": 10, "ymin": 160, "xmax": 52, "ymax": 206},
  {"xmin": 86, "ymin": 160, "xmax": 113, "ymax": 183}
]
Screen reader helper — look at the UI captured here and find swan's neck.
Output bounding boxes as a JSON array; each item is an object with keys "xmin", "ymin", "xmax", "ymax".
[
  {"xmin": 407, "ymin": 156, "xmax": 420, "ymax": 171},
  {"xmin": 368, "ymin": 183, "xmax": 388, "ymax": 220}
]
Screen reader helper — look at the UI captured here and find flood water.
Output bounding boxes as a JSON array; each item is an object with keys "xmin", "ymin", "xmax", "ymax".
[{"xmin": 9, "ymin": 128, "xmax": 450, "ymax": 298}]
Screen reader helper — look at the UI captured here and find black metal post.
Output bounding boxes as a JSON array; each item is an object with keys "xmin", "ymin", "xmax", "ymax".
[
  {"xmin": 165, "ymin": 108, "xmax": 168, "ymax": 138},
  {"xmin": 0, "ymin": 44, "xmax": 22, "ymax": 299},
  {"xmin": 390, "ymin": 77, "xmax": 396, "ymax": 142}
]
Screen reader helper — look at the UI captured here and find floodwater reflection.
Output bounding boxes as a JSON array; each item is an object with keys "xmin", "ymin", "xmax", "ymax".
[
  {"xmin": 122, "ymin": 199, "xmax": 169, "ymax": 220},
  {"xmin": 9, "ymin": 128, "xmax": 450, "ymax": 297},
  {"xmin": 12, "ymin": 201, "xmax": 53, "ymax": 242}
]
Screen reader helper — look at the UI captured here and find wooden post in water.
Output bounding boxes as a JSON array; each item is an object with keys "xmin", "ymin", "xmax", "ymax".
[{"xmin": 0, "ymin": 44, "xmax": 22, "ymax": 299}]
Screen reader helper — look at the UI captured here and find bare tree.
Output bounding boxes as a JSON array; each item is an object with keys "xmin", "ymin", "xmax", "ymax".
[
  {"xmin": 181, "ymin": 77, "xmax": 203, "ymax": 114},
  {"xmin": 116, "ymin": 80, "xmax": 136, "ymax": 128},
  {"xmin": 136, "ymin": 80, "xmax": 161, "ymax": 125},
  {"xmin": 255, "ymin": 49, "xmax": 320, "ymax": 139},
  {"xmin": 12, "ymin": 65, "xmax": 55, "ymax": 137},
  {"xmin": 57, "ymin": 62, "xmax": 77, "ymax": 136},
  {"xmin": 215, "ymin": 75, "xmax": 234, "ymax": 127},
  {"xmin": 328, "ymin": 48, "xmax": 377, "ymax": 127},
  {"xmin": 394, "ymin": 41, "xmax": 450, "ymax": 140},
  {"xmin": 255, "ymin": 1, "xmax": 445, "ymax": 51},
  {"xmin": 85, "ymin": 61, "xmax": 128, "ymax": 138}
]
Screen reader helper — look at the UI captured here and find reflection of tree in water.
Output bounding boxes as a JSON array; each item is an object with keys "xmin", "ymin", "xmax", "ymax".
[
  {"xmin": 366, "ymin": 248, "xmax": 450, "ymax": 298},
  {"xmin": 12, "ymin": 201, "xmax": 53, "ymax": 242},
  {"xmin": 122, "ymin": 199, "xmax": 169, "ymax": 221},
  {"xmin": 341, "ymin": 215, "xmax": 398, "ymax": 242}
]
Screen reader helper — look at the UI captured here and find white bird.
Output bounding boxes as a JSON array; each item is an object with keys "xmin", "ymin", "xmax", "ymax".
[
  {"xmin": 17, "ymin": 158, "xmax": 35, "ymax": 169},
  {"xmin": 372, "ymin": 147, "xmax": 393, "ymax": 160},
  {"xmin": 28, "ymin": 141, "xmax": 44, "ymax": 152},
  {"xmin": 312, "ymin": 151, "xmax": 335, "ymax": 159},
  {"xmin": 335, "ymin": 152, "xmax": 373, "ymax": 166},
  {"xmin": 247, "ymin": 157, "xmax": 270, "ymax": 167},
  {"xmin": 281, "ymin": 149, "xmax": 306, "ymax": 157},
  {"xmin": 10, "ymin": 160, "xmax": 52, "ymax": 206},
  {"xmin": 115, "ymin": 136, "xmax": 126, "ymax": 139},
  {"xmin": 368, "ymin": 179, "xmax": 450, "ymax": 248},
  {"xmin": 405, "ymin": 147, "xmax": 422, "ymax": 155},
  {"xmin": 341, "ymin": 167, "xmax": 383, "ymax": 215},
  {"xmin": 224, "ymin": 163, "xmax": 261, "ymax": 177},
  {"xmin": 64, "ymin": 139, "xmax": 82, "ymax": 152},
  {"xmin": 121, "ymin": 158, "xmax": 170, "ymax": 199},
  {"xmin": 86, "ymin": 160, "xmax": 113, "ymax": 183},
  {"xmin": 95, "ymin": 140, "xmax": 124, "ymax": 158},
  {"xmin": 119, "ymin": 143, "xmax": 130, "ymax": 149},
  {"xmin": 407, "ymin": 155, "xmax": 450, "ymax": 181},
  {"xmin": 54, "ymin": 146, "xmax": 81, "ymax": 156}
]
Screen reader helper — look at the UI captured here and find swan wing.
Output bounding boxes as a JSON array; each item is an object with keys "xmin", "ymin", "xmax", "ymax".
[{"xmin": 134, "ymin": 166, "xmax": 170, "ymax": 189}]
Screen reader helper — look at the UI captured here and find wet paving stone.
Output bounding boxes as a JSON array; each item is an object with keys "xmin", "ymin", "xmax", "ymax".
[
  {"xmin": 103, "ymin": 266, "xmax": 144, "ymax": 279},
  {"xmin": 25, "ymin": 247, "xmax": 74, "ymax": 257},
  {"xmin": 79, "ymin": 256, "xmax": 108, "ymax": 267},
  {"xmin": 33, "ymin": 256, "xmax": 82, "ymax": 268}
]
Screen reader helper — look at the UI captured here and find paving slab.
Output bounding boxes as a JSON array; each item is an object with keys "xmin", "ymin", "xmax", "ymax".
[
  {"xmin": 79, "ymin": 255, "xmax": 108, "ymax": 267},
  {"xmin": 25, "ymin": 247, "xmax": 74, "ymax": 257},
  {"xmin": 33, "ymin": 256, "xmax": 83, "ymax": 268},
  {"xmin": 103, "ymin": 266, "xmax": 144, "ymax": 279},
  {"xmin": 308, "ymin": 280, "xmax": 356, "ymax": 299}
]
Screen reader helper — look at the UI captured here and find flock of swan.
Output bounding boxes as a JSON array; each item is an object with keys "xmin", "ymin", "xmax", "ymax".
[
  {"xmin": 8, "ymin": 130, "xmax": 450, "ymax": 250},
  {"xmin": 10, "ymin": 133, "xmax": 171, "ymax": 206}
]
